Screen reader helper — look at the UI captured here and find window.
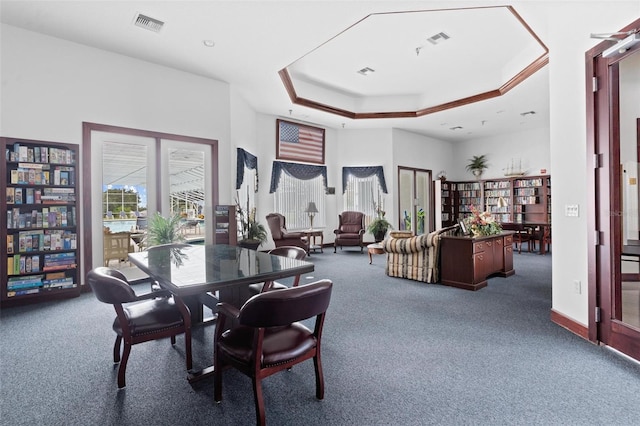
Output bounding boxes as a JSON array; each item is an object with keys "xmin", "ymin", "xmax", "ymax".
[
  {"xmin": 344, "ymin": 174, "xmax": 382, "ymax": 227},
  {"xmin": 274, "ymin": 173, "xmax": 325, "ymax": 230}
]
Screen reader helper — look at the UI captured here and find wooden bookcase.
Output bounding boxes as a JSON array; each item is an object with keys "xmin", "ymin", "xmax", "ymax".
[
  {"xmin": 440, "ymin": 180, "xmax": 456, "ymax": 227},
  {"xmin": 1, "ymin": 137, "xmax": 81, "ymax": 305},
  {"xmin": 444, "ymin": 175, "xmax": 551, "ymax": 225},
  {"xmin": 214, "ymin": 205, "xmax": 237, "ymax": 245}
]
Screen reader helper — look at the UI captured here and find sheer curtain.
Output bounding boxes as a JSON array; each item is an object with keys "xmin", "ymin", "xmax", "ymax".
[
  {"xmin": 273, "ymin": 173, "xmax": 325, "ymax": 230},
  {"xmin": 344, "ymin": 175, "xmax": 381, "ymax": 228}
]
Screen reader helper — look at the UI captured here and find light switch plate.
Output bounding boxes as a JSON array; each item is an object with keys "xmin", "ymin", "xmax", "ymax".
[{"xmin": 565, "ymin": 204, "xmax": 579, "ymax": 217}]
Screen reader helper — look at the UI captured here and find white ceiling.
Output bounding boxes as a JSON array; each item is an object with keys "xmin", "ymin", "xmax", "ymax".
[{"xmin": 0, "ymin": 1, "xmax": 552, "ymax": 142}]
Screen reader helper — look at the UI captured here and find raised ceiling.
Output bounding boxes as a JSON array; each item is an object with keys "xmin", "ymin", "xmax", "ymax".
[
  {"xmin": 0, "ymin": 1, "xmax": 551, "ymax": 142},
  {"xmin": 281, "ymin": 6, "xmax": 548, "ymax": 120}
]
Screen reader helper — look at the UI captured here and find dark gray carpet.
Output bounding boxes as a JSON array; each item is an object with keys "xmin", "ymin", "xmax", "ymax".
[{"xmin": 2, "ymin": 249, "xmax": 640, "ymax": 425}]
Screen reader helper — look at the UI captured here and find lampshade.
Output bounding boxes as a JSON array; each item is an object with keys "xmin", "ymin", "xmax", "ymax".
[
  {"xmin": 497, "ymin": 196, "xmax": 508, "ymax": 208},
  {"xmin": 305, "ymin": 202, "xmax": 319, "ymax": 214}
]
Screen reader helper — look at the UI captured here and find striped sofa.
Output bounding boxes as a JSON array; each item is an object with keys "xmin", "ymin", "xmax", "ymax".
[{"xmin": 383, "ymin": 225, "xmax": 460, "ymax": 283}]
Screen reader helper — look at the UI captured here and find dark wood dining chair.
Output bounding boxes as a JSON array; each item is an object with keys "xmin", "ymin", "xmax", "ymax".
[
  {"xmin": 87, "ymin": 266, "xmax": 192, "ymax": 389},
  {"xmin": 214, "ymin": 279, "xmax": 333, "ymax": 426},
  {"xmin": 248, "ymin": 246, "xmax": 308, "ymax": 295}
]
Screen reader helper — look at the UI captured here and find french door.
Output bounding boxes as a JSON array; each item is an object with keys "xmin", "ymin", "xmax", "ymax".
[
  {"xmin": 398, "ymin": 166, "xmax": 433, "ymax": 235},
  {"xmin": 82, "ymin": 123, "xmax": 218, "ymax": 278},
  {"xmin": 588, "ymin": 19, "xmax": 640, "ymax": 360}
]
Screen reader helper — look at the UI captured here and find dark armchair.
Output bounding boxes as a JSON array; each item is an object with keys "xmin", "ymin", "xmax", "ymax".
[
  {"xmin": 87, "ymin": 266, "xmax": 192, "ymax": 389},
  {"xmin": 266, "ymin": 213, "xmax": 309, "ymax": 252},
  {"xmin": 214, "ymin": 279, "xmax": 333, "ymax": 426},
  {"xmin": 333, "ymin": 211, "xmax": 365, "ymax": 253}
]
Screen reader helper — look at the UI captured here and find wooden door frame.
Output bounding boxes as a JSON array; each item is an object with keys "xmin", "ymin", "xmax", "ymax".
[
  {"xmin": 81, "ymin": 122, "xmax": 219, "ymax": 290},
  {"xmin": 397, "ymin": 166, "xmax": 434, "ymax": 234},
  {"xmin": 586, "ymin": 19, "xmax": 640, "ymax": 359}
]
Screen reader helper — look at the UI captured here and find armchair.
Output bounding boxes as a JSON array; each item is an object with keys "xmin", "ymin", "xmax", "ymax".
[
  {"xmin": 383, "ymin": 225, "xmax": 459, "ymax": 283},
  {"xmin": 333, "ymin": 211, "xmax": 365, "ymax": 253},
  {"xmin": 265, "ymin": 213, "xmax": 309, "ymax": 252}
]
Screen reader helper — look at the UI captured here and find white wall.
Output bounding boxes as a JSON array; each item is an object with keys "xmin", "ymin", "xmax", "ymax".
[{"xmin": 451, "ymin": 127, "xmax": 551, "ymax": 181}]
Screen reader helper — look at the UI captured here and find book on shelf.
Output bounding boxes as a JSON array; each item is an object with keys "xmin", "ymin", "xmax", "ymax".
[
  {"xmin": 6, "ymin": 187, "xmax": 15, "ymax": 204},
  {"xmin": 14, "ymin": 188, "xmax": 22, "ymax": 204}
]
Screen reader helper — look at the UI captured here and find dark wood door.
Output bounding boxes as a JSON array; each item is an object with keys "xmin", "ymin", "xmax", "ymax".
[{"xmin": 588, "ymin": 18, "xmax": 640, "ymax": 360}]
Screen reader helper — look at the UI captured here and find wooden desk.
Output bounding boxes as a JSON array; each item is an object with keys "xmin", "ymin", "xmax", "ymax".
[
  {"xmin": 128, "ymin": 244, "xmax": 314, "ymax": 382},
  {"xmin": 440, "ymin": 232, "xmax": 515, "ymax": 291},
  {"xmin": 302, "ymin": 229, "xmax": 324, "ymax": 253}
]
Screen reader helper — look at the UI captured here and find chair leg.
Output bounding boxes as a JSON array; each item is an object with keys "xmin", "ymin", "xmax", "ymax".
[
  {"xmin": 214, "ymin": 351, "xmax": 223, "ymax": 403},
  {"xmin": 171, "ymin": 335, "xmax": 176, "ymax": 345},
  {"xmin": 113, "ymin": 335, "xmax": 122, "ymax": 363},
  {"xmin": 313, "ymin": 354, "xmax": 325, "ymax": 400},
  {"xmin": 252, "ymin": 377, "xmax": 266, "ymax": 426},
  {"xmin": 184, "ymin": 329, "xmax": 192, "ymax": 371},
  {"xmin": 117, "ymin": 342, "xmax": 132, "ymax": 388}
]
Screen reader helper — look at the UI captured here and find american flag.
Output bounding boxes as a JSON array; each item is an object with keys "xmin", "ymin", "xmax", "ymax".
[{"xmin": 277, "ymin": 120, "xmax": 325, "ymax": 164}]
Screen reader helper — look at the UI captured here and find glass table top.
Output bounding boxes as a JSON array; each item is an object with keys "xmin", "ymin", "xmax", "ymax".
[{"xmin": 128, "ymin": 244, "xmax": 314, "ymax": 295}]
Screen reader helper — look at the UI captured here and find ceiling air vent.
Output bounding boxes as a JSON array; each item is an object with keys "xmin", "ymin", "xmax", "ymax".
[
  {"xmin": 427, "ymin": 32, "xmax": 450, "ymax": 45},
  {"xmin": 133, "ymin": 13, "xmax": 164, "ymax": 33},
  {"xmin": 357, "ymin": 67, "xmax": 375, "ymax": 76}
]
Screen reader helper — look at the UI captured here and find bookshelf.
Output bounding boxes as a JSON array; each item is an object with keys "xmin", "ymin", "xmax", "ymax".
[
  {"xmin": 452, "ymin": 181, "xmax": 482, "ymax": 222},
  {"xmin": 444, "ymin": 175, "xmax": 551, "ymax": 225},
  {"xmin": 440, "ymin": 181, "xmax": 456, "ymax": 227},
  {"xmin": 214, "ymin": 205, "xmax": 237, "ymax": 245},
  {"xmin": 1, "ymin": 137, "xmax": 80, "ymax": 305}
]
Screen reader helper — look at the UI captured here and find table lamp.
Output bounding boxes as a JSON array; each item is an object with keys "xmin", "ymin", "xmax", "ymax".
[{"xmin": 305, "ymin": 201, "xmax": 319, "ymax": 229}]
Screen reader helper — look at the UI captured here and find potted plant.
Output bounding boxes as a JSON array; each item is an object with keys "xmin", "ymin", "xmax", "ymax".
[
  {"xmin": 368, "ymin": 216, "xmax": 393, "ymax": 242},
  {"xmin": 236, "ymin": 196, "xmax": 267, "ymax": 250},
  {"xmin": 465, "ymin": 154, "xmax": 489, "ymax": 178},
  {"xmin": 368, "ymin": 192, "xmax": 393, "ymax": 242},
  {"xmin": 146, "ymin": 213, "xmax": 185, "ymax": 246}
]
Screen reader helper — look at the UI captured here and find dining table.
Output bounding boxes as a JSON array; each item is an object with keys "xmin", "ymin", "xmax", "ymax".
[{"xmin": 128, "ymin": 243, "xmax": 315, "ymax": 382}]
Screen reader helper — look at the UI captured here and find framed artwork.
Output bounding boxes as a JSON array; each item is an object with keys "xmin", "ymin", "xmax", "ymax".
[
  {"xmin": 458, "ymin": 219, "xmax": 469, "ymax": 235},
  {"xmin": 276, "ymin": 119, "xmax": 325, "ymax": 164}
]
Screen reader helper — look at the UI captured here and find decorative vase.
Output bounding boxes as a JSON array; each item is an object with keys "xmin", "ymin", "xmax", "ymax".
[
  {"xmin": 472, "ymin": 169, "xmax": 483, "ymax": 179},
  {"xmin": 374, "ymin": 230, "xmax": 387, "ymax": 243}
]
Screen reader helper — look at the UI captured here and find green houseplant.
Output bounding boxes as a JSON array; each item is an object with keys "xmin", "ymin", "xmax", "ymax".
[
  {"xmin": 146, "ymin": 213, "xmax": 185, "ymax": 246},
  {"xmin": 236, "ymin": 196, "xmax": 267, "ymax": 249},
  {"xmin": 465, "ymin": 154, "xmax": 489, "ymax": 178},
  {"xmin": 367, "ymin": 216, "xmax": 393, "ymax": 242}
]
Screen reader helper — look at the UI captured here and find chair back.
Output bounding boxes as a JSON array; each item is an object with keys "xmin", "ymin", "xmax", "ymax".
[
  {"xmin": 268, "ymin": 245, "xmax": 307, "ymax": 261},
  {"xmin": 338, "ymin": 211, "xmax": 364, "ymax": 233},
  {"xmin": 266, "ymin": 213, "xmax": 287, "ymax": 239},
  {"xmin": 240, "ymin": 280, "xmax": 332, "ymax": 328},
  {"xmin": 87, "ymin": 267, "xmax": 137, "ymax": 304}
]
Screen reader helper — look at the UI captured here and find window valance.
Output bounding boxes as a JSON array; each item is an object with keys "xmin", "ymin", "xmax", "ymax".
[
  {"xmin": 236, "ymin": 148, "xmax": 258, "ymax": 190},
  {"xmin": 342, "ymin": 166, "xmax": 388, "ymax": 194},
  {"xmin": 270, "ymin": 161, "xmax": 328, "ymax": 193}
]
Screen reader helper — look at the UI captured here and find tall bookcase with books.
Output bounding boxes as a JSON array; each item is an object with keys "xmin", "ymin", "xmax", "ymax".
[
  {"xmin": 452, "ymin": 181, "xmax": 482, "ymax": 222},
  {"xmin": 443, "ymin": 175, "xmax": 551, "ymax": 225},
  {"xmin": 439, "ymin": 181, "xmax": 456, "ymax": 227},
  {"xmin": 1, "ymin": 137, "xmax": 80, "ymax": 305}
]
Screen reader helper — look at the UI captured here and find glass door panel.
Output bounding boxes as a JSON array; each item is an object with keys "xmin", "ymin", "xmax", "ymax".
[
  {"xmin": 162, "ymin": 140, "xmax": 213, "ymax": 244},
  {"xmin": 398, "ymin": 167, "xmax": 433, "ymax": 235}
]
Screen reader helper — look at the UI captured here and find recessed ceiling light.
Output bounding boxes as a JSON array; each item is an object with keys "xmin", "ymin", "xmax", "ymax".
[
  {"xmin": 357, "ymin": 67, "xmax": 375, "ymax": 76},
  {"xmin": 520, "ymin": 111, "xmax": 536, "ymax": 117},
  {"xmin": 203, "ymin": 40, "xmax": 215, "ymax": 47},
  {"xmin": 449, "ymin": 126, "xmax": 463, "ymax": 130}
]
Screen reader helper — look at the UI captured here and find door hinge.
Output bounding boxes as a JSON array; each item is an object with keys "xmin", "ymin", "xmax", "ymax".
[
  {"xmin": 592, "ymin": 76, "xmax": 598, "ymax": 92},
  {"xmin": 593, "ymin": 153, "xmax": 601, "ymax": 168},
  {"xmin": 594, "ymin": 230, "xmax": 601, "ymax": 245},
  {"xmin": 595, "ymin": 306, "xmax": 601, "ymax": 323}
]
